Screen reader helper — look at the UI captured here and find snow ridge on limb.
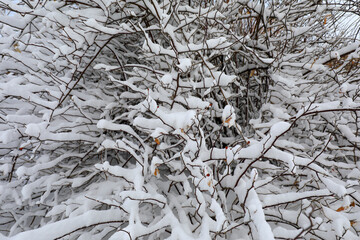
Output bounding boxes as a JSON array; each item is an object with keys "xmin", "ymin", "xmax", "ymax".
[
  {"xmin": 9, "ymin": 209, "xmax": 124, "ymax": 240},
  {"xmin": 236, "ymin": 169, "xmax": 275, "ymax": 240}
]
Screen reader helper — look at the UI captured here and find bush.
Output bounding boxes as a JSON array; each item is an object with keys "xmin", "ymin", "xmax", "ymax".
[{"xmin": 0, "ymin": 0, "xmax": 360, "ymax": 239}]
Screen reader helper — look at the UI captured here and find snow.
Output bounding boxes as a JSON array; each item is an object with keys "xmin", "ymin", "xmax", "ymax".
[
  {"xmin": 119, "ymin": 190, "xmax": 166, "ymax": 208},
  {"xmin": 150, "ymin": 127, "xmax": 168, "ymax": 138},
  {"xmin": 234, "ymin": 121, "xmax": 297, "ymax": 172},
  {"xmin": 0, "ymin": 129, "xmax": 21, "ymax": 144},
  {"xmin": 134, "ymin": 107, "xmax": 198, "ymax": 132},
  {"xmin": 222, "ymin": 105, "xmax": 236, "ymax": 127},
  {"xmin": 273, "ymin": 226, "xmax": 302, "ymax": 239},
  {"xmin": 15, "ymin": 153, "xmax": 82, "ymax": 179},
  {"xmin": 342, "ymin": 97, "xmax": 359, "ymax": 108},
  {"xmin": 140, "ymin": 95, "xmax": 158, "ymax": 113},
  {"xmin": 150, "ymin": 156, "xmax": 162, "ymax": 178},
  {"xmin": 225, "ymin": 147, "xmax": 234, "ymax": 164},
  {"xmin": 71, "ymin": 172, "xmax": 97, "ymax": 188},
  {"xmin": 2, "ymin": 0, "xmax": 360, "ymax": 239},
  {"xmin": 142, "ymin": 32, "xmax": 176, "ymax": 57},
  {"xmin": 262, "ymin": 103, "xmax": 291, "ymax": 119},
  {"xmin": 178, "ymin": 38, "xmax": 231, "ymax": 52},
  {"xmin": 296, "ymin": 101, "xmax": 341, "ymax": 118},
  {"xmin": 292, "ymin": 26, "xmax": 310, "ymax": 37},
  {"xmin": 338, "ymin": 124, "xmax": 360, "ymax": 142},
  {"xmin": 93, "ymin": 63, "xmax": 119, "ymax": 71},
  {"xmin": 316, "ymin": 5, "xmax": 327, "ymax": 13},
  {"xmin": 21, "ymin": 177, "xmax": 42, "ymax": 200},
  {"xmin": 59, "ymin": 45, "xmax": 73, "ymax": 55},
  {"xmin": 235, "ymin": 140, "xmax": 263, "ymax": 159},
  {"xmin": 263, "ymin": 189, "xmax": 331, "ymax": 208},
  {"xmin": 323, "ymin": 206, "xmax": 351, "ymax": 237},
  {"xmin": 45, "ymin": 205, "xmax": 67, "ymax": 218},
  {"xmin": 206, "ymin": 37, "xmax": 227, "ymax": 48},
  {"xmin": 167, "ymin": 111, "xmax": 197, "ymax": 130},
  {"xmin": 331, "ymin": 51, "xmax": 340, "ymax": 60},
  {"xmin": 9, "ymin": 209, "xmax": 124, "ymax": 240},
  {"xmin": 348, "ymin": 168, "xmax": 360, "ymax": 178},
  {"xmin": 85, "ymin": 18, "xmax": 120, "ymax": 34},
  {"xmin": 269, "ymin": 121, "xmax": 290, "ymax": 137},
  {"xmin": 95, "ymin": 161, "xmax": 142, "ymax": 188},
  {"xmin": 321, "ymin": 177, "xmax": 347, "ymax": 197},
  {"xmin": 24, "ymin": 122, "xmax": 47, "ymax": 137},
  {"xmin": 160, "ymin": 74, "xmax": 173, "ymax": 85},
  {"xmin": 243, "ymin": 189, "xmax": 275, "ymax": 240},
  {"xmin": 177, "ymin": 58, "xmax": 192, "ymax": 72},
  {"xmin": 97, "ymin": 119, "xmax": 143, "ymax": 143},
  {"xmin": 0, "ymin": 164, "xmax": 11, "ymax": 176}
]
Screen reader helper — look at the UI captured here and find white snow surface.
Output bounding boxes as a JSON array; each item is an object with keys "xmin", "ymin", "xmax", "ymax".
[
  {"xmin": 323, "ymin": 206, "xmax": 351, "ymax": 237},
  {"xmin": 222, "ymin": 105, "xmax": 236, "ymax": 127},
  {"xmin": 135, "ymin": 98, "xmax": 198, "ymax": 132},
  {"xmin": 177, "ymin": 58, "xmax": 192, "ymax": 72},
  {"xmin": 321, "ymin": 177, "xmax": 347, "ymax": 197},
  {"xmin": 243, "ymin": 189, "xmax": 275, "ymax": 240},
  {"xmin": 8, "ymin": 209, "xmax": 123, "ymax": 240},
  {"xmin": 160, "ymin": 74, "xmax": 173, "ymax": 85},
  {"xmin": 263, "ymin": 189, "xmax": 331, "ymax": 207}
]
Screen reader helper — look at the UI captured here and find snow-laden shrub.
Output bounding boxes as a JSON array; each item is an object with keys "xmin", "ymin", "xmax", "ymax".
[{"xmin": 0, "ymin": 0, "xmax": 360, "ymax": 239}]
